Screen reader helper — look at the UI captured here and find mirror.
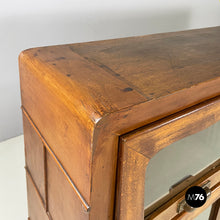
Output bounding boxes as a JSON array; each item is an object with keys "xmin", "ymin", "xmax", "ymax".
[{"xmin": 144, "ymin": 120, "xmax": 220, "ymax": 211}]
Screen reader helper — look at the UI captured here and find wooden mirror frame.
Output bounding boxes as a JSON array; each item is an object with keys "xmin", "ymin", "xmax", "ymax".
[{"xmin": 115, "ymin": 96, "xmax": 220, "ymax": 220}]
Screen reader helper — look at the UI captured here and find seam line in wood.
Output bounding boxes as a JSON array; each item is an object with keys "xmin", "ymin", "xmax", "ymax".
[
  {"xmin": 46, "ymin": 211, "xmax": 53, "ymax": 220},
  {"xmin": 126, "ymin": 145, "xmax": 151, "ymax": 159},
  {"xmin": 43, "ymin": 145, "xmax": 49, "ymax": 212},
  {"xmin": 69, "ymin": 47, "xmax": 148, "ymax": 100},
  {"xmin": 22, "ymin": 106, "xmax": 91, "ymax": 212},
  {"xmin": 25, "ymin": 167, "xmax": 46, "ymax": 210}
]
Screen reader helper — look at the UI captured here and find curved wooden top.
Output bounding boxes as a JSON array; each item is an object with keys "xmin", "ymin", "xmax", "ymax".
[
  {"xmin": 20, "ymin": 26, "xmax": 220, "ymax": 124},
  {"xmin": 19, "ymin": 26, "xmax": 220, "ymax": 220},
  {"xmin": 19, "ymin": 27, "xmax": 220, "ymax": 124}
]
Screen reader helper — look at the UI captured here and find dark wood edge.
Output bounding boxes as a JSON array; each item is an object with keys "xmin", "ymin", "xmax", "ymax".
[
  {"xmin": 46, "ymin": 211, "xmax": 53, "ymax": 220},
  {"xmin": 22, "ymin": 106, "xmax": 90, "ymax": 212},
  {"xmin": 43, "ymin": 145, "xmax": 48, "ymax": 212},
  {"xmin": 209, "ymin": 198, "xmax": 220, "ymax": 220}
]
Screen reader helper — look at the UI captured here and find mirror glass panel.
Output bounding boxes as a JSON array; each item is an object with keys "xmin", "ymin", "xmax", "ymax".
[
  {"xmin": 194, "ymin": 206, "xmax": 211, "ymax": 220},
  {"xmin": 144, "ymin": 120, "xmax": 220, "ymax": 209}
]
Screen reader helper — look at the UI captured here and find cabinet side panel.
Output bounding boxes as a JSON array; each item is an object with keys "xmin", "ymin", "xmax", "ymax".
[
  {"xmin": 46, "ymin": 150, "xmax": 89, "ymax": 220},
  {"xmin": 19, "ymin": 57, "xmax": 92, "ymax": 203}
]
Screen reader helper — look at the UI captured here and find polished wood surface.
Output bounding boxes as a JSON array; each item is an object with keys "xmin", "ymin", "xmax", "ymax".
[
  {"xmin": 71, "ymin": 27, "xmax": 220, "ymax": 102},
  {"xmin": 19, "ymin": 26, "xmax": 220, "ymax": 219},
  {"xmin": 47, "ymin": 150, "xmax": 89, "ymax": 220}
]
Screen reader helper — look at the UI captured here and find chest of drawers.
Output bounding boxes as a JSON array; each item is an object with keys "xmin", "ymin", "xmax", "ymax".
[{"xmin": 19, "ymin": 26, "xmax": 220, "ymax": 220}]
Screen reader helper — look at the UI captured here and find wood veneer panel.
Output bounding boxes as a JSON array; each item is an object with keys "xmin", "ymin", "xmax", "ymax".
[
  {"xmin": 46, "ymin": 150, "xmax": 89, "ymax": 220},
  {"xmin": 23, "ymin": 114, "xmax": 46, "ymax": 205},
  {"xmin": 20, "ymin": 62, "xmax": 91, "ymax": 204},
  {"xmin": 26, "ymin": 172, "xmax": 48, "ymax": 220}
]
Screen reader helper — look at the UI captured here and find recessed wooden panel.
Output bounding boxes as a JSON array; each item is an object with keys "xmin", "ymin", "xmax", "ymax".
[
  {"xmin": 26, "ymin": 172, "xmax": 48, "ymax": 220},
  {"xmin": 46, "ymin": 150, "xmax": 89, "ymax": 220},
  {"xmin": 23, "ymin": 113, "xmax": 46, "ymax": 205}
]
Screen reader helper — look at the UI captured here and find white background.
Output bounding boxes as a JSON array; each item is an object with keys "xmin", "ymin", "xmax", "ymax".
[{"xmin": 0, "ymin": 0, "xmax": 220, "ymax": 141}]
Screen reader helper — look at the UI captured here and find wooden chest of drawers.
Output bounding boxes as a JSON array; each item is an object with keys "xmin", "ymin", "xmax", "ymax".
[{"xmin": 19, "ymin": 26, "xmax": 220, "ymax": 220}]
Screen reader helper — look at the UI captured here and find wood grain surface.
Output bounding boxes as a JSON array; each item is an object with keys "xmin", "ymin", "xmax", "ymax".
[
  {"xmin": 19, "ymin": 26, "xmax": 220, "ymax": 219},
  {"xmin": 23, "ymin": 115, "xmax": 46, "ymax": 206},
  {"xmin": 122, "ymin": 96, "xmax": 220, "ymax": 158},
  {"xmin": 26, "ymin": 171, "xmax": 49, "ymax": 220}
]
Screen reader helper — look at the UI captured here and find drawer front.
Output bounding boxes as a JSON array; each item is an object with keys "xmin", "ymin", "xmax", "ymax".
[{"xmin": 116, "ymin": 97, "xmax": 220, "ymax": 220}]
